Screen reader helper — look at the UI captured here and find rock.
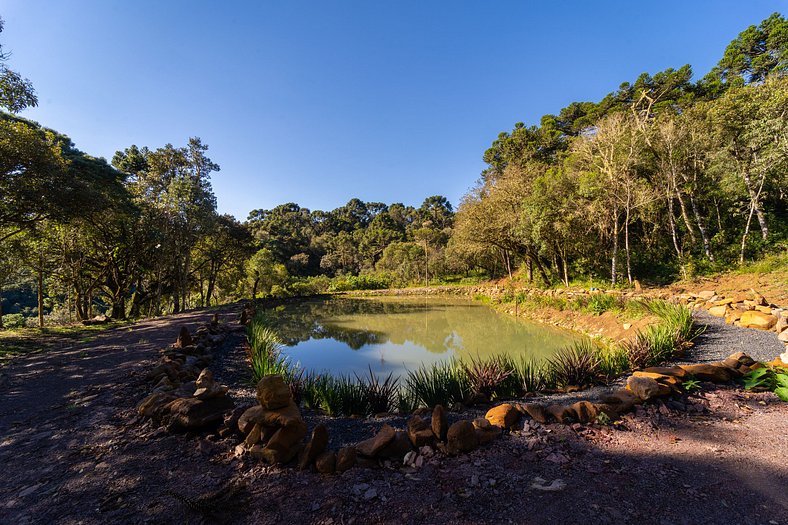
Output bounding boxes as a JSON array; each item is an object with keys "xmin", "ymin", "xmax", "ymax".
[
  {"xmin": 679, "ymin": 363, "xmax": 732, "ymax": 383},
  {"xmin": 167, "ymin": 396, "xmax": 235, "ymax": 430},
  {"xmin": 472, "ymin": 417, "xmax": 501, "ymax": 445},
  {"xmin": 697, "ymin": 290, "xmax": 716, "ymax": 300},
  {"xmin": 256, "ymin": 400, "xmax": 304, "ymax": 428},
  {"xmin": 137, "ymin": 392, "xmax": 176, "ymax": 418},
  {"xmin": 378, "ymin": 431, "xmax": 413, "ymax": 459},
  {"xmin": 769, "ymin": 357, "xmax": 788, "ymax": 369},
  {"xmin": 708, "ymin": 305, "xmax": 728, "ymax": 317},
  {"xmin": 176, "ymin": 326, "xmax": 193, "ymax": 348},
  {"xmin": 775, "ymin": 314, "xmax": 787, "ymax": 334},
  {"xmin": 336, "ymin": 447, "xmax": 357, "ymax": 472},
  {"xmin": 431, "ymin": 405, "xmax": 448, "ymax": 441},
  {"xmin": 238, "ymin": 406, "xmax": 264, "ymax": 435},
  {"xmin": 244, "ymin": 423, "xmax": 262, "ymax": 446},
  {"xmin": 623, "ymin": 323, "xmax": 632, "ymax": 330},
  {"xmin": 193, "ymin": 369, "xmax": 229, "ymax": 399},
  {"xmin": 356, "ymin": 424, "xmax": 397, "ymax": 457},
  {"xmin": 725, "ymin": 311, "xmax": 743, "ymax": 325},
  {"xmin": 261, "ymin": 421, "xmax": 307, "ymax": 464},
  {"xmin": 739, "ymin": 310, "xmax": 777, "ymax": 330},
  {"xmin": 520, "ymin": 403, "xmax": 549, "ymax": 424},
  {"xmin": 600, "ymin": 389, "xmax": 640, "ymax": 411},
  {"xmin": 315, "ymin": 451, "xmax": 336, "ymax": 474},
  {"xmin": 626, "ymin": 376, "xmax": 671, "ymax": 401},
  {"xmin": 407, "ymin": 415, "xmax": 435, "ymax": 448},
  {"xmin": 485, "ymin": 403, "xmax": 521, "ymax": 430},
  {"xmin": 255, "ymin": 375, "xmax": 292, "ymax": 409},
  {"xmin": 298, "ymin": 424, "xmax": 329, "ymax": 470},
  {"xmin": 750, "ymin": 289, "xmax": 767, "ymax": 306},
  {"xmin": 631, "ymin": 371, "xmax": 682, "ymax": 391},
  {"xmin": 641, "ymin": 366, "xmax": 689, "ymax": 380},
  {"xmin": 779, "ymin": 331, "xmax": 788, "ymax": 343},
  {"xmin": 446, "ymin": 420, "xmax": 478, "ymax": 455},
  {"xmin": 546, "ymin": 404, "xmax": 576, "ymax": 424},
  {"xmin": 569, "ymin": 401, "xmax": 598, "ymax": 424}
]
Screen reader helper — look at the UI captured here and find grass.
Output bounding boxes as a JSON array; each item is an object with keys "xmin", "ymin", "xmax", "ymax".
[
  {"xmin": 404, "ymin": 360, "xmax": 470, "ymax": 408},
  {"xmin": 547, "ymin": 340, "xmax": 602, "ymax": 389}
]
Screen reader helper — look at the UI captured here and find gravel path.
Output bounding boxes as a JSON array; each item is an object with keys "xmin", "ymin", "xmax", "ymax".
[{"xmin": 680, "ymin": 310, "xmax": 785, "ymax": 364}]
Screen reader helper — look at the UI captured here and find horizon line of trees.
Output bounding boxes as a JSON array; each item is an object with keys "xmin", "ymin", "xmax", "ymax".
[{"xmin": 1, "ymin": 13, "xmax": 787, "ymax": 328}]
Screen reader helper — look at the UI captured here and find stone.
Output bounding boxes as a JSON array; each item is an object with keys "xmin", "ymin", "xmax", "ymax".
[
  {"xmin": 521, "ymin": 403, "xmax": 549, "ymax": 424},
  {"xmin": 779, "ymin": 331, "xmax": 788, "ymax": 343},
  {"xmin": 431, "ymin": 405, "xmax": 448, "ymax": 442},
  {"xmin": 569, "ymin": 401, "xmax": 598, "ymax": 424},
  {"xmin": 768, "ymin": 357, "xmax": 788, "ymax": 369},
  {"xmin": 378, "ymin": 431, "xmax": 413, "ymax": 459},
  {"xmin": 485, "ymin": 403, "xmax": 521, "ymax": 430},
  {"xmin": 755, "ymin": 305, "xmax": 773, "ymax": 314},
  {"xmin": 407, "ymin": 416, "xmax": 435, "ymax": 448},
  {"xmin": 679, "ymin": 363, "xmax": 733, "ymax": 383},
  {"xmin": 775, "ymin": 314, "xmax": 787, "ymax": 334},
  {"xmin": 336, "ymin": 447, "xmax": 357, "ymax": 472},
  {"xmin": 472, "ymin": 417, "xmax": 501, "ymax": 445},
  {"xmin": 298, "ymin": 424, "xmax": 329, "ymax": 470},
  {"xmin": 641, "ymin": 366, "xmax": 689, "ymax": 380},
  {"xmin": 725, "ymin": 311, "xmax": 743, "ymax": 325},
  {"xmin": 257, "ymin": 400, "xmax": 303, "ymax": 428},
  {"xmin": 600, "ymin": 388, "xmax": 640, "ymax": 410},
  {"xmin": 446, "ymin": 420, "xmax": 478, "ymax": 455},
  {"xmin": 244, "ymin": 423, "xmax": 262, "ymax": 446},
  {"xmin": 750, "ymin": 289, "xmax": 767, "ymax": 306},
  {"xmin": 626, "ymin": 376, "xmax": 671, "ymax": 401},
  {"xmin": 739, "ymin": 310, "xmax": 777, "ymax": 330},
  {"xmin": 176, "ymin": 326, "xmax": 193, "ymax": 348},
  {"xmin": 355, "ymin": 424, "xmax": 396, "ymax": 457},
  {"xmin": 193, "ymin": 369, "xmax": 229, "ymax": 400},
  {"xmin": 546, "ymin": 404, "xmax": 576, "ymax": 424},
  {"xmin": 708, "ymin": 305, "xmax": 727, "ymax": 317},
  {"xmin": 697, "ymin": 290, "xmax": 716, "ymax": 299},
  {"xmin": 315, "ymin": 451, "xmax": 336, "ymax": 474},
  {"xmin": 137, "ymin": 392, "xmax": 176, "ymax": 418},
  {"xmin": 255, "ymin": 375, "xmax": 292, "ymax": 409},
  {"xmin": 631, "ymin": 371, "xmax": 682, "ymax": 391},
  {"xmin": 238, "ymin": 406, "xmax": 264, "ymax": 435},
  {"xmin": 167, "ymin": 395, "xmax": 235, "ymax": 430},
  {"xmin": 262, "ymin": 421, "xmax": 307, "ymax": 464}
]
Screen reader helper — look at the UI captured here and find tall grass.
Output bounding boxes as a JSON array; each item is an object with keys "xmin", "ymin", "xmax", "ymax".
[
  {"xmin": 621, "ymin": 300, "xmax": 703, "ymax": 369},
  {"xmin": 404, "ymin": 360, "xmax": 470, "ymax": 408},
  {"xmin": 547, "ymin": 340, "xmax": 602, "ymax": 388}
]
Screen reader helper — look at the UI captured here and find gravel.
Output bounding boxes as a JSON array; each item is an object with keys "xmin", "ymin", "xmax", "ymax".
[{"xmin": 679, "ymin": 310, "xmax": 784, "ymax": 364}]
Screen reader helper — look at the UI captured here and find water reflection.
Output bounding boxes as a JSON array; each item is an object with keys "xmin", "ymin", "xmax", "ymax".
[{"xmin": 258, "ymin": 296, "xmax": 580, "ymax": 379}]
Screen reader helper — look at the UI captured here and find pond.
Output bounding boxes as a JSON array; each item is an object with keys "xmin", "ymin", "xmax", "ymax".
[{"xmin": 258, "ymin": 296, "xmax": 582, "ymax": 380}]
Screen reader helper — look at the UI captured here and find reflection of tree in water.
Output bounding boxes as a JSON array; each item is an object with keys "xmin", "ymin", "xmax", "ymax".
[{"xmin": 259, "ymin": 296, "xmax": 579, "ymax": 360}]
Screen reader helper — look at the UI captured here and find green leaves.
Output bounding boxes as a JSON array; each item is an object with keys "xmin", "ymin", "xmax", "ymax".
[{"xmin": 741, "ymin": 366, "xmax": 788, "ymax": 402}]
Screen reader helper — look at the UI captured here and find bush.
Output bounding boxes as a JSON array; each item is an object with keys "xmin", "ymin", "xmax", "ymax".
[
  {"xmin": 355, "ymin": 367, "xmax": 399, "ymax": 414},
  {"xmin": 585, "ymin": 293, "xmax": 620, "ymax": 315},
  {"xmin": 461, "ymin": 355, "xmax": 514, "ymax": 399},
  {"xmin": 546, "ymin": 340, "xmax": 601, "ymax": 388},
  {"xmin": 1, "ymin": 313, "xmax": 26, "ymax": 329}
]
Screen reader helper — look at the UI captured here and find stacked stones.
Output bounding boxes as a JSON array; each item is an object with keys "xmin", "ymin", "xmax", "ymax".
[
  {"xmin": 137, "ymin": 316, "xmax": 239, "ymax": 431},
  {"xmin": 235, "ymin": 375, "xmax": 308, "ymax": 465}
]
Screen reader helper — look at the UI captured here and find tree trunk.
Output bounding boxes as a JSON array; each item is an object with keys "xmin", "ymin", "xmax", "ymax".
[
  {"xmin": 740, "ymin": 199, "xmax": 756, "ymax": 264},
  {"xmin": 624, "ymin": 204, "xmax": 632, "ymax": 285},
  {"xmin": 675, "ymin": 190, "xmax": 697, "ymax": 245},
  {"xmin": 526, "ymin": 259, "xmax": 533, "ymax": 283},
  {"xmin": 37, "ymin": 265, "xmax": 44, "ymax": 328},
  {"xmin": 252, "ymin": 276, "xmax": 259, "ymax": 300},
  {"xmin": 0, "ymin": 285, "xmax": 4, "ymax": 329},
  {"xmin": 611, "ymin": 216, "xmax": 619, "ymax": 285},
  {"xmin": 742, "ymin": 171, "xmax": 768, "ymax": 240},
  {"xmin": 688, "ymin": 194, "xmax": 713, "ymax": 261}
]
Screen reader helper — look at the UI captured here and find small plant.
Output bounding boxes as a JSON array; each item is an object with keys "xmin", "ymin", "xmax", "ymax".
[
  {"xmin": 511, "ymin": 356, "xmax": 548, "ymax": 394},
  {"xmin": 314, "ymin": 375, "xmax": 368, "ymax": 416},
  {"xmin": 594, "ymin": 344, "xmax": 629, "ymax": 383},
  {"xmin": 404, "ymin": 360, "xmax": 469, "ymax": 408},
  {"xmin": 547, "ymin": 340, "xmax": 602, "ymax": 389},
  {"xmin": 741, "ymin": 366, "xmax": 788, "ymax": 401},
  {"xmin": 595, "ymin": 411, "xmax": 611, "ymax": 425},
  {"xmin": 461, "ymin": 355, "xmax": 513, "ymax": 400},
  {"xmin": 355, "ymin": 367, "xmax": 399, "ymax": 414},
  {"xmin": 585, "ymin": 293, "xmax": 619, "ymax": 315},
  {"xmin": 682, "ymin": 378, "xmax": 702, "ymax": 393}
]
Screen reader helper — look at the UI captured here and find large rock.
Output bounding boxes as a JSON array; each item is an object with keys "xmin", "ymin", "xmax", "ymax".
[
  {"xmin": 256, "ymin": 375, "xmax": 292, "ymax": 409},
  {"xmin": 167, "ymin": 396, "xmax": 235, "ymax": 430},
  {"xmin": 485, "ymin": 403, "xmax": 521, "ymax": 430},
  {"xmin": 137, "ymin": 392, "xmax": 176, "ymax": 418},
  {"xmin": 739, "ymin": 310, "xmax": 777, "ymax": 330},
  {"xmin": 569, "ymin": 401, "xmax": 598, "ymax": 424},
  {"xmin": 315, "ymin": 451, "xmax": 336, "ymax": 474},
  {"xmin": 600, "ymin": 389, "xmax": 640, "ymax": 412},
  {"xmin": 298, "ymin": 424, "xmax": 329, "ymax": 470},
  {"xmin": 256, "ymin": 400, "xmax": 303, "ymax": 428},
  {"xmin": 641, "ymin": 366, "xmax": 689, "ymax": 381},
  {"xmin": 261, "ymin": 421, "xmax": 307, "ymax": 464},
  {"xmin": 446, "ymin": 420, "xmax": 478, "ymax": 455},
  {"xmin": 238, "ymin": 406, "xmax": 264, "ymax": 435},
  {"xmin": 355, "ymin": 424, "xmax": 396, "ymax": 457},
  {"xmin": 546, "ymin": 404, "xmax": 576, "ymax": 424},
  {"xmin": 679, "ymin": 363, "xmax": 732, "ymax": 383},
  {"xmin": 473, "ymin": 417, "xmax": 501, "ymax": 445},
  {"xmin": 708, "ymin": 305, "xmax": 728, "ymax": 317},
  {"xmin": 335, "ymin": 447, "xmax": 357, "ymax": 472},
  {"xmin": 626, "ymin": 376, "xmax": 671, "ymax": 401},
  {"xmin": 407, "ymin": 416, "xmax": 435, "ymax": 448},
  {"xmin": 431, "ymin": 405, "xmax": 448, "ymax": 442},
  {"xmin": 193, "ymin": 369, "xmax": 229, "ymax": 400},
  {"xmin": 631, "ymin": 371, "xmax": 682, "ymax": 391},
  {"xmin": 520, "ymin": 403, "xmax": 549, "ymax": 424},
  {"xmin": 378, "ymin": 431, "xmax": 413, "ymax": 459}
]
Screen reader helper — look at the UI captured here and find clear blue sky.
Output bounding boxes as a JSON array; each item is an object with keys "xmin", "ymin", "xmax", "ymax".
[{"xmin": 3, "ymin": 1, "xmax": 786, "ymax": 220}]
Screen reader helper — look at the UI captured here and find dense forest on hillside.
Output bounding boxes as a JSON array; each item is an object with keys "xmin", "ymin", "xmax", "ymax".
[{"xmin": 1, "ymin": 13, "xmax": 786, "ymax": 327}]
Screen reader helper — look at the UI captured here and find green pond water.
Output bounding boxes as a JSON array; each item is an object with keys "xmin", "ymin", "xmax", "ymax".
[{"xmin": 259, "ymin": 296, "xmax": 581, "ymax": 379}]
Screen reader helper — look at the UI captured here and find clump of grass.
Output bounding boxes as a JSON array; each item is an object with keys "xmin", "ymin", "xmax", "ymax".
[
  {"xmin": 622, "ymin": 300, "xmax": 703, "ymax": 369},
  {"xmin": 461, "ymin": 355, "xmax": 513, "ymax": 400},
  {"xmin": 355, "ymin": 367, "xmax": 399, "ymax": 414},
  {"xmin": 594, "ymin": 344, "xmax": 629, "ymax": 382},
  {"xmin": 312, "ymin": 375, "xmax": 368, "ymax": 416},
  {"xmin": 404, "ymin": 360, "xmax": 469, "ymax": 409},
  {"xmin": 246, "ymin": 323, "xmax": 292, "ymax": 384},
  {"xmin": 547, "ymin": 340, "xmax": 601, "ymax": 389},
  {"xmin": 585, "ymin": 293, "xmax": 620, "ymax": 315}
]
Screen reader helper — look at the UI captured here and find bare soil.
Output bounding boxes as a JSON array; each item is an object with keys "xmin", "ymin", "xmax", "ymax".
[{"xmin": 1, "ymin": 303, "xmax": 787, "ymax": 525}]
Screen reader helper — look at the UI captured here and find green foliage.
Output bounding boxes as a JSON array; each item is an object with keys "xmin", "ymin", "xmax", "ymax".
[
  {"xmin": 403, "ymin": 360, "xmax": 470, "ymax": 408},
  {"xmin": 621, "ymin": 301, "xmax": 701, "ymax": 369},
  {"xmin": 1, "ymin": 313, "xmax": 25, "ymax": 329},
  {"xmin": 461, "ymin": 355, "xmax": 514, "ymax": 399},
  {"xmin": 741, "ymin": 366, "xmax": 788, "ymax": 401},
  {"xmin": 328, "ymin": 273, "xmax": 392, "ymax": 292},
  {"xmin": 355, "ymin": 367, "xmax": 399, "ymax": 414},
  {"xmin": 594, "ymin": 344, "xmax": 630, "ymax": 383},
  {"xmin": 585, "ymin": 293, "xmax": 620, "ymax": 315},
  {"xmin": 682, "ymin": 378, "xmax": 702, "ymax": 393}
]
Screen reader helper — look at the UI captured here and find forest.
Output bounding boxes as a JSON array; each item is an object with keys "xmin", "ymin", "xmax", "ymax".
[{"xmin": 1, "ymin": 13, "xmax": 787, "ymax": 327}]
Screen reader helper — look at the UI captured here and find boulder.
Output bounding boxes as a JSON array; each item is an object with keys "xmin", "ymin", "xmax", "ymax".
[
  {"xmin": 569, "ymin": 401, "xmax": 598, "ymax": 424},
  {"xmin": 431, "ymin": 405, "xmax": 448, "ymax": 442},
  {"xmin": 679, "ymin": 363, "xmax": 732, "ymax": 383},
  {"xmin": 356, "ymin": 424, "xmax": 396, "ymax": 457},
  {"xmin": 626, "ymin": 376, "xmax": 671, "ymax": 401},
  {"xmin": 739, "ymin": 310, "xmax": 777, "ymax": 330},
  {"xmin": 641, "ymin": 366, "xmax": 689, "ymax": 380},
  {"xmin": 378, "ymin": 431, "xmax": 413, "ymax": 459},
  {"xmin": 336, "ymin": 447, "xmax": 357, "ymax": 472},
  {"xmin": 485, "ymin": 403, "xmax": 521, "ymax": 430},
  {"xmin": 520, "ymin": 403, "xmax": 549, "ymax": 424},
  {"xmin": 546, "ymin": 404, "xmax": 576, "ymax": 424},
  {"xmin": 697, "ymin": 290, "xmax": 716, "ymax": 300},
  {"xmin": 298, "ymin": 424, "xmax": 329, "ymax": 470},
  {"xmin": 256, "ymin": 400, "xmax": 303, "ymax": 428},
  {"xmin": 472, "ymin": 417, "xmax": 501, "ymax": 445},
  {"xmin": 167, "ymin": 395, "xmax": 235, "ymax": 430},
  {"xmin": 631, "ymin": 371, "xmax": 682, "ymax": 391},
  {"xmin": 256, "ymin": 375, "xmax": 292, "ymax": 410},
  {"xmin": 193, "ymin": 369, "xmax": 229, "ymax": 400},
  {"xmin": 137, "ymin": 392, "xmax": 176, "ymax": 418},
  {"xmin": 407, "ymin": 416, "xmax": 435, "ymax": 448},
  {"xmin": 176, "ymin": 326, "xmax": 193, "ymax": 348},
  {"xmin": 261, "ymin": 421, "xmax": 307, "ymax": 464},
  {"xmin": 600, "ymin": 389, "xmax": 641, "ymax": 411},
  {"xmin": 244, "ymin": 423, "xmax": 262, "ymax": 446},
  {"xmin": 238, "ymin": 406, "xmax": 264, "ymax": 435},
  {"xmin": 446, "ymin": 420, "xmax": 478, "ymax": 455},
  {"xmin": 315, "ymin": 451, "xmax": 337, "ymax": 474}
]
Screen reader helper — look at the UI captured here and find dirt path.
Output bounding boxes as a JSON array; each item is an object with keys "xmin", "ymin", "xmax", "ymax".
[{"xmin": 1, "ymin": 304, "xmax": 787, "ymax": 524}]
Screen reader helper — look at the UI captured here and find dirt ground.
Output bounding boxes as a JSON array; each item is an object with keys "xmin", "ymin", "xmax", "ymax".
[{"xmin": 1, "ymin": 303, "xmax": 787, "ymax": 525}]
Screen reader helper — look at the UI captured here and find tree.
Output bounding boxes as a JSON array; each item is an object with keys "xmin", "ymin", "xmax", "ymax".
[
  {"xmin": 712, "ymin": 13, "xmax": 788, "ymax": 85},
  {"xmin": 0, "ymin": 18, "xmax": 37, "ymax": 113}
]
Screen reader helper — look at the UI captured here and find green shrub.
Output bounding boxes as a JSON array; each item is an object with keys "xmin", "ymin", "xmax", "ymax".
[
  {"xmin": 741, "ymin": 366, "xmax": 788, "ymax": 401},
  {"xmin": 404, "ymin": 360, "xmax": 469, "ymax": 408},
  {"xmin": 355, "ymin": 367, "xmax": 399, "ymax": 414},
  {"xmin": 1, "ymin": 313, "xmax": 26, "ymax": 329},
  {"xmin": 511, "ymin": 355, "xmax": 549, "ymax": 394},
  {"xmin": 585, "ymin": 293, "xmax": 620, "ymax": 315},
  {"xmin": 594, "ymin": 344, "xmax": 629, "ymax": 382},
  {"xmin": 461, "ymin": 355, "xmax": 514, "ymax": 399}
]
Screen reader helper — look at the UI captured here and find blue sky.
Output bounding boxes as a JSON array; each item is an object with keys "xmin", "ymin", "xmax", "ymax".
[{"xmin": 3, "ymin": 1, "xmax": 785, "ymax": 220}]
